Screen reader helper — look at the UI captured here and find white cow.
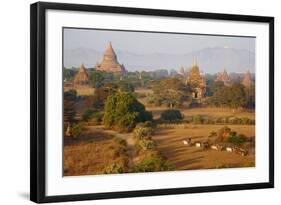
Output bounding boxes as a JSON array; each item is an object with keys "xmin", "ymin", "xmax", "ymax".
[
  {"xmin": 211, "ymin": 145, "xmax": 219, "ymax": 150},
  {"xmin": 226, "ymin": 147, "xmax": 233, "ymax": 152},
  {"xmin": 183, "ymin": 140, "xmax": 188, "ymax": 145}
]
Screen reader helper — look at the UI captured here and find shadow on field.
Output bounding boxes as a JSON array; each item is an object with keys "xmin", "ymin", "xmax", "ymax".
[
  {"xmin": 173, "ymin": 156, "xmax": 204, "ymax": 168},
  {"xmin": 64, "ymin": 130, "xmax": 113, "ymax": 145}
]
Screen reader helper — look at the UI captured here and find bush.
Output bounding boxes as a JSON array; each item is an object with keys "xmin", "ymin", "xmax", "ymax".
[
  {"xmin": 112, "ymin": 137, "xmax": 127, "ymax": 158},
  {"xmin": 160, "ymin": 109, "xmax": 183, "ymax": 122},
  {"xmin": 227, "ymin": 134, "xmax": 247, "ymax": 145},
  {"xmin": 133, "ymin": 155, "xmax": 172, "ymax": 172},
  {"xmin": 71, "ymin": 123, "xmax": 82, "ymax": 138},
  {"xmin": 217, "ymin": 126, "xmax": 232, "ymax": 142},
  {"xmin": 138, "ymin": 139, "xmax": 157, "ymax": 150},
  {"xmin": 82, "ymin": 109, "xmax": 104, "ymax": 125},
  {"xmin": 192, "ymin": 115, "xmax": 204, "ymax": 124},
  {"xmin": 103, "ymin": 162, "xmax": 125, "ymax": 174},
  {"xmin": 133, "ymin": 125, "xmax": 153, "ymax": 140}
]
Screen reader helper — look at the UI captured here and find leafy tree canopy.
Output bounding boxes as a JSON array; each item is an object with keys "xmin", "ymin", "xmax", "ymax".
[
  {"xmin": 103, "ymin": 91, "xmax": 152, "ymax": 132},
  {"xmin": 151, "ymin": 78, "xmax": 192, "ymax": 108}
]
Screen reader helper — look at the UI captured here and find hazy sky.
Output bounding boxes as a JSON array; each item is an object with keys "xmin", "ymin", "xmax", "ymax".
[{"xmin": 64, "ymin": 28, "xmax": 255, "ymax": 54}]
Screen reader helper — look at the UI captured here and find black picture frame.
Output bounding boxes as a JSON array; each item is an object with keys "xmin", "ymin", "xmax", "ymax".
[{"xmin": 30, "ymin": 2, "xmax": 274, "ymax": 203}]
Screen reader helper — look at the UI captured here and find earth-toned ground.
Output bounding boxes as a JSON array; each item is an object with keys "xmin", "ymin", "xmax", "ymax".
[
  {"xmin": 64, "ymin": 123, "xmax": 255, "ymax": 176},
  {"xmin": 153, "ymin": 125, "xmax": 255, "ymax": 170}
]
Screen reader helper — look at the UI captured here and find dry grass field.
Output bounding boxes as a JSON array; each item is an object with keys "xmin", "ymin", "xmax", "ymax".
[
  {"xmin": 153, "ymin": 125, "xmax": 255, "ymax": 170},
  {"xmin": 64, "ymin": 86, "xmax": 96, "ymax": 96},
  {"xmin": 64, "ymin": 123, "xmax": 255, "ymax": 176},
  {"xmin": 64, "ymin": 130, "xmax": 129, "ymax": 176}
]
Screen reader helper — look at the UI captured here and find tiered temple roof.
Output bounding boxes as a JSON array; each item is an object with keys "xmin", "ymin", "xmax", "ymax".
[
  {"xmin": 187, "ymin": 60, "xmax": 206, "ymax": 100},
  {"xmin": 187, "ymin": 61, "xmax": 206, "ymax": 88},
  {"xmin": 96, "ymin": 42, "xmax": 126, "ymax": 73},
  {"xmin": 215, "ymin": 69, "xmax": 231, "ymax": 86},
  {"xmin": 242, "ymin": 71, "xmax": 254, "ymax": 88},
  {"xmin": 178, "ymin": 66, "xmax": 186, "ymax": 76},
  {"xmin": 73, "ymin": 64, "xmax": 90, "ymax": 86}
]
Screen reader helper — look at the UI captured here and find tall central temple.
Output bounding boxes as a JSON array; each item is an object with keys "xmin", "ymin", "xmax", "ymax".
[{"xmin": 95, "ymin": 42, "xmax": 126, "ymax": 73}]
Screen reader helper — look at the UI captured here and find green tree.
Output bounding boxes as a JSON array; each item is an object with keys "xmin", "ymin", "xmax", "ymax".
[
  {"xmin": 103, "ymin": 92, "xmax": 152, "ymax": 132},
  {"xmin": 89, "ymin": 70, "xmax": 104, "ymax": 88},
  {"xmin": 118, "ymin": 81, "xmax": 135, "ymax": 92},
  {"xmin": 160, "ymin": 109, "xmax": 183, "ymax": 122},
  {"xmin": 208, "ymin": 83, "xmax": 247, "ymax": 109},
  {"xmin": 151, "ymin": 78, "xmax": 191, "ymax": 108},
  {"xmin": 64, "ymin": 89, "xmax": 77, "ymax": 122},
  {"xmin": 133, "ymin": 155, "xmax": 172, "ymax": 172},
  {"xmin": 63, "ymin": 67, "xmax": 78, "ymax": 81},
  {"xmin": 244, "ymin": 85, "xmax": 255, "ymax": 108}
]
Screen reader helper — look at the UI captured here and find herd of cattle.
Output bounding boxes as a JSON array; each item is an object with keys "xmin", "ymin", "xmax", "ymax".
[{"xmin": 182, "ymin": 138, "xmax": 248, "ymax": 156}]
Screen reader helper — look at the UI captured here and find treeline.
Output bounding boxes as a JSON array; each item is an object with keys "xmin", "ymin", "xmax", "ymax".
[{"xmin": 207, "ymin": 82, "xmax": 255, "ymax": 109}]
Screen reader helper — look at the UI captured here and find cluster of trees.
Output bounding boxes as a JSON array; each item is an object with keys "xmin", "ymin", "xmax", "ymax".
[
  {"xmin": 149, "ymin": 78, "xmax": 191, "ymax": 108},
  {"xmin": 207, "ymin": 83, "xmax": 255, "ymax": 109}
]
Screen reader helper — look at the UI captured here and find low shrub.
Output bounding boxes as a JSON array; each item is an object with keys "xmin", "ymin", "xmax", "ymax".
[
  {"xmin": 192, "ymin": 114, "xmax": 204, "ymax": 124},
  {"xmin": 133, "ymin": 155, "xmax": 172, "ymax": 172},
  {"xmin": 133, "ymin": 126, "xmax": 153, "ymax": 140},
  {"xmin": 160, "ymin": 109, "xmax": 183, "ymax": 122},
  {"xmin": 112, "ymin": 137, "xmax": 127, "ymax": 158},
  {"xmin": 217, "ymin": 126, "xmax": 232, "ymax": 142},
  {"xmin": 227, "ymin": 134, "xmax": 247, "ymax": 145},
  {"xmin": 138, "ymin": 139, "xmax": 157, "ymax": 150},
  {"xmin": 82, "ymin": 109, "xmax": 104, "ymax": 124},
  {"xmin": 71, "ymin": 123, "xmax": 82, "ymax": 138},
  {"xmin": 103, "ymin": 162, "xmax": 125, "ymax": 174}
]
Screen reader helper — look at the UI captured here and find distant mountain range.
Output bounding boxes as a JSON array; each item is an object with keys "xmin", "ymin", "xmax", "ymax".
[{"xmin": 64, "ymin": 47, "xmax": 255, "ymax": 73}]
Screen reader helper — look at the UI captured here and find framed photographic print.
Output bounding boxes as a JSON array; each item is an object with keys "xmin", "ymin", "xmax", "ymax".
[{"xmin": 30, "ymin": 2, "xmax": 274, "ymax": 203}]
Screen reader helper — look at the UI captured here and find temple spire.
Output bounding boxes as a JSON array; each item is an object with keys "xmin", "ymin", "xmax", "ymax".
[{"xmin": 96, "ymin": 42, "xmax": 126, "ymax": 73}]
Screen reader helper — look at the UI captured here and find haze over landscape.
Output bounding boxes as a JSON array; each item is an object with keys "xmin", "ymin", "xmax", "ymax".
[
  {"xmin": 63, "ymin": 27, "xmax": 256, "ymax": 176},
  {"xmin": 64, "ymin": 28, "xmax": 255, "ymax": 73}
]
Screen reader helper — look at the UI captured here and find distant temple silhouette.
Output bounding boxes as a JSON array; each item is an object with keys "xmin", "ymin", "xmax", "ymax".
[
  {"xmin": 215, "ymin": 69, "xmax": 232, "ymax": 86},
  {"xmin": 242, "ymin": 70, "xmax": 254, "ymax": 88}
]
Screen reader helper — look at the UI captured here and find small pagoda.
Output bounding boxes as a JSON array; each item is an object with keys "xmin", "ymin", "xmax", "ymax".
[
  {"xmin": 215, "ymin": 69, "xmax": 232, "ymax": 86},
  {"xmin": 73, "ymin": 64, "xmax": 90, "ymax": 86},
  {"xmin": 242, "ymin": 71, "xmax": 254, "ymax": 88}
]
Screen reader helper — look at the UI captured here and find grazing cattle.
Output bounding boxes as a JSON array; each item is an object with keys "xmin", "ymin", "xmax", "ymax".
[
  {"xmin": 226, "ymin": 147, "xmax": 233, "ymax": 152},
  {"xmin": 195, "ymin": 142, "xmax": 201, "ymax": 148},
  {"xmin": 211, "ymin": 145, "xmax": 219, "ymax": 150},
  {"xmin": 238, "ymin": 148, "xmax": 248, "ymax": 156},
  {"xmin": 182, "ymin": 138, "xmax": 192, "ymax": 146},
  {"xmin": 202, "ymin": 142, "xmax": 210, "ymax": 149}
]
